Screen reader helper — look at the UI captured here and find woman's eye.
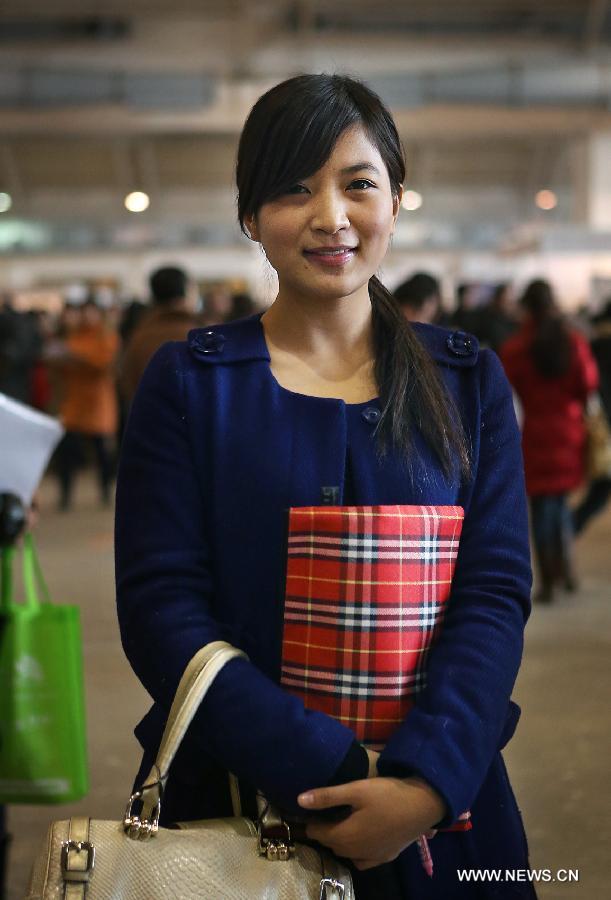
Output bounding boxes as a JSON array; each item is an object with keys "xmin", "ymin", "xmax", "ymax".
[
  {"xmin": 349, "ymin": 179, "xmax": 376, "ymax": 191},
  {"xmin": 285, "ymin": 184, "xmax": 309, "ymax": 195}
]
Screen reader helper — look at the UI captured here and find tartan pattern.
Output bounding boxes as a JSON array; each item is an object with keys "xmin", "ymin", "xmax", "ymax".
[
  {"xmin": 280, "ymin": 503, "xmax": 472, "ymax": 831},
  {"xmin": 280, "ymin": 505, "xmax": 464, "ymax": 750}
]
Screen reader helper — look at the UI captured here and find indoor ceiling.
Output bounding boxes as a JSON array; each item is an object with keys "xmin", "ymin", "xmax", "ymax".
[{"xmin": 0, "ymin": 0, "xmax": 610, "ymax": 252}]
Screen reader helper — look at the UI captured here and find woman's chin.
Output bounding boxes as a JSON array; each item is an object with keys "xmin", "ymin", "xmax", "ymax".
[{"xmin": 291, "ymin": 269, "xmax": 374, "ymax": 303}]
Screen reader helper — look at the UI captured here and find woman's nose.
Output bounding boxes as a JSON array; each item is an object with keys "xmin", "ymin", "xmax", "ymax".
[{"xmin": 310, "ymin": 191, "xmax": 350, "ymax": 233}]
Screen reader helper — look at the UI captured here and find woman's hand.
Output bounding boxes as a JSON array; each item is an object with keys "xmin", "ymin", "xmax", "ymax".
[
  {"xmin": 298, "ymin": 776, "xmax": 446, "ymax": 870},
  {"xmin": 362, "ymin": 749, "xmax": 437, "ymax": 839}
]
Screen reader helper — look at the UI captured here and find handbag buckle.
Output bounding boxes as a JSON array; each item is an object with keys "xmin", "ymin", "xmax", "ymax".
[
  {"xmin": 123, "ymin": 790, "xmax": 161, "ymax": 841},
  {"xmin": 61, "ymin": 840, "xmax": 95, "ymax": 882},
  {"xmin": 319, "ymin": 878, "xmax": 346, "ymax": 899}
]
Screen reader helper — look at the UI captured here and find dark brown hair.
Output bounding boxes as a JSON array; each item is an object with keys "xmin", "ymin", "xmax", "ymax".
[
  {"xmin": 236, "ymin": 74, "xmax": 470, "ymax": 480},
  {"xmin": 521, "ymin": 279, "xmax": 572, "ymax": 379}
]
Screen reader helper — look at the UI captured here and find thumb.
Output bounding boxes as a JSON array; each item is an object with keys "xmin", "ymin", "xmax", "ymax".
[{"xmin": 298, "ymin": 781, "xmax": 362, "ymax": 811}]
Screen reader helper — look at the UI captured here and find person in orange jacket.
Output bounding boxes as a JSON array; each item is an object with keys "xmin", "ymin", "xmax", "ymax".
[{"xmin": 49, "ymin": 299, "xmax": 119, "ymax": 509}]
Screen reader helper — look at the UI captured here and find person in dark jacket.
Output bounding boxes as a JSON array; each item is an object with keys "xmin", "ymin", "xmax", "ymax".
[
  {"xmin": 476, "ymin": 283, "xmax": 519, "ymax": 353},
  {"xmin": 0, "ymin": 296, "xmax": 42, "ymax": 404},
  {"xmin": 500, "ymin": 280, "xmax": 598, "ymax": 602},
  {"xmin": 394, "ymin": 272, "xmax": 443, "ymax": 325},
  {"xmin": 116, "ymin": 75, "xmax": 535, "ymax": 899},
  {"xmin": 450, "ymin": 283, "xmax": 482, "ymax": 335},
  {"xmin": 572, "ymin": 298, "xmax": 611, "ymax": 533},
  {"xmin": 118, "ymin": 266, "xmax": 202, "ymax": 410}
]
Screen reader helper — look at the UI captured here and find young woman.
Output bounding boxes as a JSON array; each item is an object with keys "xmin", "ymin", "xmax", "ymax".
[
  {"xmin": 501, "ymin": 279, "xmax": 598, "ymax": 603},
  {"xmin": 116, "ymin": 75, "xmax": 535, "ymax": 898}
]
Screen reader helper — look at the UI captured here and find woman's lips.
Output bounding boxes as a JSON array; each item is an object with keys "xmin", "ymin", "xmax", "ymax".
[{"xmin": 303, "ymin": 247, "xmax": 357, "ymax": 268}]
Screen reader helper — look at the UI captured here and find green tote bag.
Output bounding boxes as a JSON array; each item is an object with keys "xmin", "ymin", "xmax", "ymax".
[{"xmin": 0, "ymin": 533, "xmax": 88, "ymax": 804}]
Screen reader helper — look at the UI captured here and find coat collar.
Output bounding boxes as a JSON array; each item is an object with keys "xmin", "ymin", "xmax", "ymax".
[{"xmin": 188, "ymin": 312, "xmax": 479, "ymax": 368}]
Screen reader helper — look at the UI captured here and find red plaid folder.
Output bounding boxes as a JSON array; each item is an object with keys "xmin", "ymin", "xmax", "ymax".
[{"xmin": 280, "ymin": 504, "xmax": 472, "ymax": 831}]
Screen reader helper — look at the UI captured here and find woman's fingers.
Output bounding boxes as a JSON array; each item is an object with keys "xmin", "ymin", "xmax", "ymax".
[
  {"xmin": 306, "ymin": 815, "xmax": 367, "ymax": 858},
  {"xmin": 298, "ymin": 780, "xmax": 364, "ymax": 811},
  {"xmin": 305, "ymin": 820, "xmax": 337, "ymax": 847}
]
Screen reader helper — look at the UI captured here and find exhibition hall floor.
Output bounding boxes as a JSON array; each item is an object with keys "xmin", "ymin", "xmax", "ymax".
[{"xmin": 6, "ymin": 474, "xmax": 610, "ymax": 899}]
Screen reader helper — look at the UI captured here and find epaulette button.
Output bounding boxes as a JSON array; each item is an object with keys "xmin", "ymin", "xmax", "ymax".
[
  {"xmin": 446, "ymin": 331, "xmax": 475, "ymax": 358},
  {"xmin": 195, "ymin": 331, "xmax": 226, "ymax": 354}
]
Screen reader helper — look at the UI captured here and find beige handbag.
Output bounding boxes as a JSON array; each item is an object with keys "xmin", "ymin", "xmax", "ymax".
[
  {"xmin": 27, "ymin": 641, "xmax": 354, "ymax": 899},
  {"xmin": 585, "ymin": 394, "xmax": 611, "ymax": 480}
]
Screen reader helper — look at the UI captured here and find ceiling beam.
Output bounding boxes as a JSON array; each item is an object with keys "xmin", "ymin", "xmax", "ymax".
[
  {"xmin": 294, "ymin": 0, "xmax": 317, "ymax": 34},
  {"xmin": 0, "ymin": 1, "xmax": 241, "ymax": 16},
  {"xmin": 2, "ymin": 102, "xmax": 610, "ymax": 139}
]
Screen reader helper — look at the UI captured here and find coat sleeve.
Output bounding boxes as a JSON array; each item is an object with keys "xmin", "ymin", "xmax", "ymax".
[
  {"xmin": 573, "ymin": 332, "xmax": 599, "ymax": 399},
  {"xmin": 376, "ymin": 350, "xmax": 532, "ymax": 825},
  {"xmin": 115, "ymin": 342, "xmax": 355, "ymax": 813}
]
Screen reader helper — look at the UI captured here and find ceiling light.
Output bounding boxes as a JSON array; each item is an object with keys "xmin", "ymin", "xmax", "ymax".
[
  {"xmin": 124, "ymin": 191, "xmax": 150, "ymax": 213},
  {"xmin": 401, "ymin": 190, "xmax": 423, "ymax": 211},
  {"xmin": 0, "ymin": 192, "xmax": 12, "ymax": 213},
  {"xmin": 535, "ymin": 190, "xmax": 557, "ymax": 211}
]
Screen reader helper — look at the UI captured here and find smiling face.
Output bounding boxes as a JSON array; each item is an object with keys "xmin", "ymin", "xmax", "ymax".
[{"xmin": 246, "ymin": 125, "xmax": 402, "ymax": 308}]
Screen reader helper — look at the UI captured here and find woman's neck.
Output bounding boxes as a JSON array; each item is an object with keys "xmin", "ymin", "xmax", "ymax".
[
  {"xmin": 259, "ymin": 285, "xmax": 378, "ymax": 402},
  {"xmin": 261, "ymin": 286, "xmax": 374, "ymax": 364}
]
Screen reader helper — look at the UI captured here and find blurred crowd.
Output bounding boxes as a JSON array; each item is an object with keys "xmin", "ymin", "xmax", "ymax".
[
  {"xmin": 396, "ymin": 271, "xmax": 611, "ymax": 604},
  {"xmin": 1, "ymin": 267, "xmax": 610, "ymax": 605},
  {"xmin": 0, "ymin": 270, "xmax": 256, "ymax": 511}
]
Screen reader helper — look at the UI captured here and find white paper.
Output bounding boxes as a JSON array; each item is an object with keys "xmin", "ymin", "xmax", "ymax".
[{"xmin": 0, "ymin": 393, "xmax": 64, "ymax": 504}]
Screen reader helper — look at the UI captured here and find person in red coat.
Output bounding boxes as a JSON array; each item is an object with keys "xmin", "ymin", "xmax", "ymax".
[{"xmin": 500, "ymin": 280, "xmax": 598, "ymax": 602}]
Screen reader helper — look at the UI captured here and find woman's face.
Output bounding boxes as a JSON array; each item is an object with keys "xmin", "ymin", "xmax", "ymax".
[{"xmin": 247, "ymin": 124, "xmax": 401, "ymax": 306}]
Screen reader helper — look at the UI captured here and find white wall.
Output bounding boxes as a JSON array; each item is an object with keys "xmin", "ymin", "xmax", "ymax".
[
  {"xmin": 2, "ymin": 244, "xmax": 611, "ymax": 311},
  {"xmin": 0, "ymin": 243, "xmax": 271, "ymax": 304},
  {"xmin": 384, "ymin": 248, "xmax": 611, "ymax": 310}
]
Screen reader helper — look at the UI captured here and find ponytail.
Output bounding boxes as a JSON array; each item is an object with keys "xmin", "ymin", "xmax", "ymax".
[{"xmin": 369, "ymin": 275, "xmax": 471, "ymax": 481}]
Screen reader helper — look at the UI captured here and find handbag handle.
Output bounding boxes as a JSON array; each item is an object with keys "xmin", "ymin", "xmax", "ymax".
[
  {"xmin": 0, "ymin": 533, "xmax": 49, "ymax": 613},
  {"xmin": 1, "ymin": 545, "xmax": 14, "ymax": 611},
  {"xmin": 125, "ymin": 641, "xmax": 247, "ymax": 838},
  {"xmin": 22, "ymin": 533, "xmax": 51, "ymax": 608}
]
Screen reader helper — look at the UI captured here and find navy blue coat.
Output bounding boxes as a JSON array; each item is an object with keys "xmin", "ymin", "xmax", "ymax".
[{"xmin": 115, "ymin": 313, "xmax": 535, "ymax": 898}]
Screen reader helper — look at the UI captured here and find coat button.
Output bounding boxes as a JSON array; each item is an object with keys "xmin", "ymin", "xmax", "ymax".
[
  {"xmin": 197, "ymin": 330, "xmax": 226, "ymax": 354},
  {"xmin": 446, "ymin": 331, "xmax": 475, "ymax": 357},
  {"xmin": 361, "ymin": 406, "xmax": 381, "ymax": 424}
]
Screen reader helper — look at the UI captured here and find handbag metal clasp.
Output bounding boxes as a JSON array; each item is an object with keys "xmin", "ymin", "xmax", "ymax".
[
  {"xmin": 256, "ymin": 796, "xmax": 295, "ymax": 861},
  {"xmin": 257, "ymin": 820, "xmax": 295, "ymax": 861},
  {"xmin": 123, "ymin": 790, "xmax": 161, "ymax": 841},
  {"xmin": 61, "ymin": 840, "xmax": 95, "ymax": 882},
  {"xmin": 319, "ymin": 878, "xmax": 346, "ymax": 900}
]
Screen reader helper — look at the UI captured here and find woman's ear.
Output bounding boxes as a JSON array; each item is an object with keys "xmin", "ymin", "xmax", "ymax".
[
  {"xmin": 244, "ymin": 215, "xmax": 259, "ymax": 242},
  {"xmin": 391, "ymin": 186, "xmax": 404, "ymax": 226}
]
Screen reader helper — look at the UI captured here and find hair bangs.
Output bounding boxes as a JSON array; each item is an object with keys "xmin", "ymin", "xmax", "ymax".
[{"xmin": 236, "ymin": 74, "xmax": 405, "ymax": 232}]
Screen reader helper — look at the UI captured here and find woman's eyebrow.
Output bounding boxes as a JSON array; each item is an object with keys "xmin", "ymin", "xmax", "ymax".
[{"xmin": 340, "ymin": 162, "xmax": 381, "ymax": 175}]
